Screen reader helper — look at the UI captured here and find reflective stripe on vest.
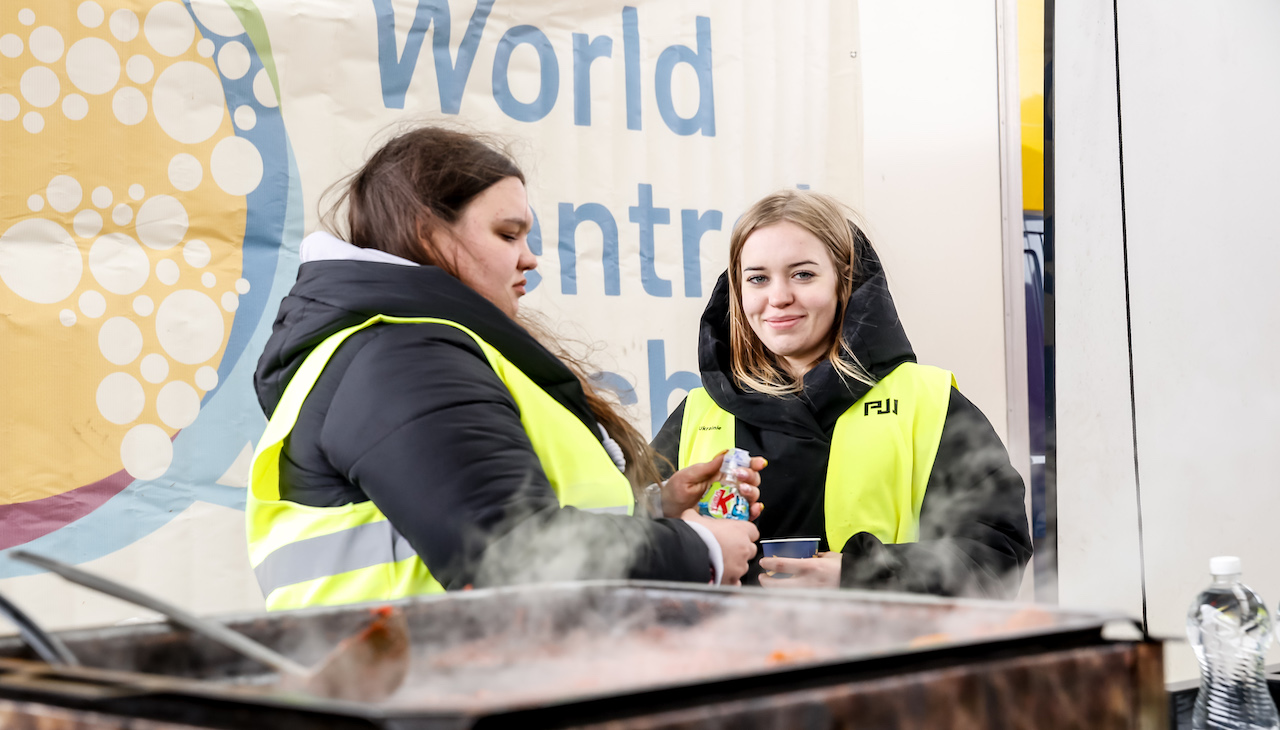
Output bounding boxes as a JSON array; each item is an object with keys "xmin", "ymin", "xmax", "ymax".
[
  {"xmin": 246, "ymin": 315, "xmax": 635, "ymax": 610},
  {"xmin": 678, "ymin": 363, "xmax": 955, "ymax": 552}
]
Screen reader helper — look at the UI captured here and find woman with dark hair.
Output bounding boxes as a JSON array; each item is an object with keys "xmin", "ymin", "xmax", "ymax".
[
  {"xmin": 246, "ymin": 126, "xmax": 761, "ymax": 610},
  {"xmin": 653, "ymin": 189, "xmax": 1032, "ymax": 598}
]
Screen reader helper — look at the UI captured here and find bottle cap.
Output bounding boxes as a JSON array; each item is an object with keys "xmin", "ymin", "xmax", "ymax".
[
  {"xmin": 1209, "ymin": 556, "xmax": 1242, "ymax": 576},
  {"xmin": 722, "ymin": 448, "xmax": 751, "ymax": 471}
]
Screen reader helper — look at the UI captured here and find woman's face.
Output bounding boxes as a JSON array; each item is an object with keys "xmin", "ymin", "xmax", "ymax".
[
  {"xmin": 739, "ymin": 221, "xmax": 839, "ymax": 378},
  {"xmin": 442, "ymin": 176, "xmax": 537, "ymax": 317}
]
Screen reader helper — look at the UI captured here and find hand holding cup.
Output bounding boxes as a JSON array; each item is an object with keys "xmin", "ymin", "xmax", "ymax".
[{"xmin": 759, "ymin": 539, "xmax": 842, "ymax": 589}]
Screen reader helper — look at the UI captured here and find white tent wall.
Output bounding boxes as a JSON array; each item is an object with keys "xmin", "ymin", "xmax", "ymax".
[
  {"xmin": 861, "ymin": 0, "xmax": 1021, "ymax": 455},
  {"xmin": 1056, "ymin": 0, "xmax": 1280, "ymax": 681}
]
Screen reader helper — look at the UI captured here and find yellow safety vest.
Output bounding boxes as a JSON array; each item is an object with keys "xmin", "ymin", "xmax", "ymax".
[
  {"xmin": 246, "ymin": 315, "xmax": 634, "ymax": 610},
  {"xmin": 678, "ymin": 363, "xmax": 955, "ymax": 552}
]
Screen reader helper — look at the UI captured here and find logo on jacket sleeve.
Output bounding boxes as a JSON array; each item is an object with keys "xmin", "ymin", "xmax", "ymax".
[{"xmin": 863, "ymin": 399, "xmax": 899, "ymax": 416}]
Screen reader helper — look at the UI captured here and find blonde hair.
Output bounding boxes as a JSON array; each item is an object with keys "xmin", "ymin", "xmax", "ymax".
[{"xmin": 727, "ymin": 190, "xmax": 878, "ymax": 396}]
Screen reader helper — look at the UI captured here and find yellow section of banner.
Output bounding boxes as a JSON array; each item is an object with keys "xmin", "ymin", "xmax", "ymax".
[{"xmin": 0, "ymin": 0, "xmax": 246, "ymax": 504}]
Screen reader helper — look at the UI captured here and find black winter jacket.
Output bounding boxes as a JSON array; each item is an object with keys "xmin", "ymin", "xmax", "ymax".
[
  {"xmin": 254, "ymin": 242, "xmax": 712, "ymax": 590},
  {"xmin": 652, "ymin": 244, "xmax": 1032, "ymax": 598}
]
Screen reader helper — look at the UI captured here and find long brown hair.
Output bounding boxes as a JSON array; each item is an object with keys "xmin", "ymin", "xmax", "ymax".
[
  {"xmin": 322, "ymin": 125, "xmax": 664, "ymax": 490},
  {"xmin": 727, "ymin": 189, "xmax": 877, "ymax": 395}
]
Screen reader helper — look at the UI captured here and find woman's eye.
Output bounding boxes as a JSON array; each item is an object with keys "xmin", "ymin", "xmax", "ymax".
[
  {"xmin": 793, "ymin": 271, "xmax": 815, "ymax": 281},
  {"xmin": 746, "ymin": 275, "xmax": 767, "ymax": 285}
]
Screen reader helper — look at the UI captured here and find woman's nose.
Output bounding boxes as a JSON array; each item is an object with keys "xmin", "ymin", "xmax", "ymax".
[
  {"xmin": 767, "ymin": 283, "xmax": 793, "ymax": 306},
  {"xmin": 518, "ymin": 237, "xmax": 538, "ymax": 271}
]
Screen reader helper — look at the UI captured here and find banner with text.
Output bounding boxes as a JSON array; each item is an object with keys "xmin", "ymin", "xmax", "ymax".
[{"xmin": 0, "ymin": 0, "xmax": 860, "ymax": 604}]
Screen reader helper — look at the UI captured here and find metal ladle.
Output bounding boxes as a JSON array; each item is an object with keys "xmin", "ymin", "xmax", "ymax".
[
  {"xmin": 10, "ymin": 550, "xmax": 410, "ymax": 702},
  {"xmin": 0, "ymin": 590, "xmax": 79, "ymax": 666}
]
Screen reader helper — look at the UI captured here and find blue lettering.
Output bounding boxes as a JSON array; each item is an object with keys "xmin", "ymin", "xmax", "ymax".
[
  {"xmin": 493, "ymin": 24, "xmax": 559, "ymax": 122},
  {"xmin": 558, "ymin": 202, "xmax": 620, "ymax": 296},
  {"xmin": 629, "ymin": 184, "xmax": 672, "ymax": 298},
  {"xmin": 372, "ymin": 0, "xmax": 494, "ymax": 112},
  {"xmin": 622, "ymin": 6, "xmax": 641, "ymax": 131},
  {"xmin": 572, "ymin": 33, "xmax": 613, "ymax": 126},
  {"xmin": 648, "ymin": 340, "xmax": 701, "ymax": 437},
  {"xmin": 680, "ymin": 209, "xmax": 721, "ymax": 298},
  {"xmin": 654, "ymin": 15, "xmax": 715, "ymax": 136},
  {"xmin": 589, "ymin": 372, "xmax": 637, "ymax": 406}
]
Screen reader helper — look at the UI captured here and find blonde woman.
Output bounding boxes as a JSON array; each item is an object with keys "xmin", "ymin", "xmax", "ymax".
[{"xmin": 653, "ymin": 190, "xmax": 1031, "ymax": 597}]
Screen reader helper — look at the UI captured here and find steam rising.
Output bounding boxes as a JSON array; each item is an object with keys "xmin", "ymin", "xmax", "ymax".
[
  {"xmin": 379, "ymin": 585, "xmax": 1066, "ymax": 711},
  {"xmin": 842, "ymin": 407, "xmax": 1035, "ymax": 600}
]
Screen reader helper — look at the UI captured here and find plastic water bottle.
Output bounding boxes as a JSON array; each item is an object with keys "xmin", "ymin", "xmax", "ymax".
[
  {"xmin": 1186, "ymin": 556, "xmax": 1279, "ymax": 730},
  {"xmin": 697, "ymin": 448, "xmax": 751, "ymax": 520}
]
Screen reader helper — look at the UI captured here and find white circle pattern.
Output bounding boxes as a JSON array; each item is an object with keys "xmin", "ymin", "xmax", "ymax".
[
  {"xmin": 62, "ymin": 93, "xmax": 88, "ymax": 120},
  {"xmin": 216, "ymin": 40, "xmax": 249, "ymax": 79},
  {"xmin": 233, "ymin": 104, "xmax": 255, "ymax": 130},
  {"xmin": 88, "ymin": 232, "xmax": 150, "ymax": 295},
  {"xmin": 192, "ymin": 363, "xmax": 217, "ymax": 391},
  {"xmin": 210, "ymin": 135, "xmax": 262, "ymax": 195},
  {"xmin": 0, "ymin": 34, "xmax": 22, "ymax": 58},
  {"xmin": 79, "ymin": 290, "xmax": 106, "ymax": 317},
  {"xmin": 74, "ymin": 208, "xmax": 103, "ymax": 237},
  {"xmin": 46, "ymin": 175, "xmax": 82, "ymax": 212},
  {"xmin": 99, "ymin": 316, "xmax": 143, "ymax": 365},
  {"xmin": 168, "ymin": 153, "xmax": 203, "ymax": 191},
  {"xmin": 140, "ymin": 353, "xmax": 168, "ymax": 382},
  {"xmin": 182, "ymin": 239, "xmax": 211, "ymax": 267},
  {"xmin": 0, "ymin": 94, "xmax": 18, "ymax": 120},
  {"xmin": 152, "ymin": 62, "xmax": 224, "ymax": 144},
  {"xmin": 109, "ymin": 9, "xmax": 139, "ymax": 41},
  {"xmin": 156, "ymin": 258, "xmax": 179, "ymax": 285},
  {"xmin": 65, "ymin": 37, "xmax": 120, "ymax": 95},
  {"xmin": 155, "ymin": 290, "xmax": 224, "ymax": 364},
  {"xmin": 144, "ymin": 2, "xmax": 194, "ymax": 57},
  {"xmin": 77, "ymin": 2, "xmax": 105, "ymax": 28},
  {"xmin": 96, "ymin": 372, "xmax": 144, "ymax": 424},
  {"xmin": 194, "ymin": 366, "xmax": 218, "ymax": 391},
  {"xmin": 29, "ymin": 26, "xmax": 64, "ymax": 63},
  {"xmin": 133, "ymin": 294, "xmax": 155, "ymax": 316},
  {"xmin": 20, "ymin": 66, "xmax": 59, "ymax": 107},
  {"xmin": 135, "ymin": 195, "xmax": 188, "ymax": 250},
  {"xmin": 92, "ymin": 186, "xmax": 112, "ymax": 208},
  {"xmin": 252, "ymin": 68, "xmax": 276, "ymax": 107},
  {"xmin": 120, "ymin": 424, "xmax": 173, "ymax": 479},
  {"xmin": 112, "ymin": 86, "xmax": 147, "ymax": 125},
  {"xmin": 0, "ymin": 219, "xmax": 82, "ymax": 303},
  {"xmin": 156, "ymin": 380, "xmax": 200, "ymax": 428},
  {"xmin": 125, "ymin": 54, "xmax": 153, "ymax": 84}
]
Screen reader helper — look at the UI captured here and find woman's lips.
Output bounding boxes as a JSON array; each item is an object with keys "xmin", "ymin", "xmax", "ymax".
[
  {"xmin": 514, "ymin": 280, "xmax": 527, "ymax": 295},
  {"xmin": 764, "ymin": 315, "xmax": 802, "ymax": 330}
]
